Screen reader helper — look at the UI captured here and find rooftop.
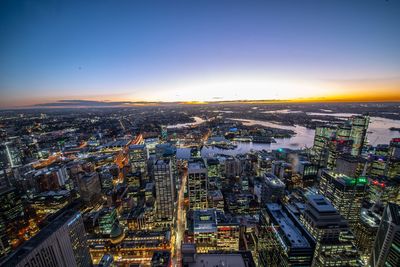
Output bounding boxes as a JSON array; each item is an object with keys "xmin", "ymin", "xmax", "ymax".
[
  {"xmin": 266, "ymin": 203, "xmax": 311, "ymax": 249},
  {"xmin": 188, "ymin": 160, "xmax": 206, "ymax": 170},
  {"xmin": 129, "ymin": 144, "xmax": 146, "ymax": 150},
  {"xmin": 307, "ymin": 194, "xmax": 337, "ymax": 213},
  {"xmin": 188, "ymin": 254, "xmax": 246, "ymax": 267},
  {"xmin": 323, "ymin": 170, "xmax": 368, "ymax": 186},
  {"xmin": 193, "ymin": 209, "xmax": 217, "ymax": 233},
  {"xmin": 264, "ymin": 173, "xmax": 285, "ymax": 187}
]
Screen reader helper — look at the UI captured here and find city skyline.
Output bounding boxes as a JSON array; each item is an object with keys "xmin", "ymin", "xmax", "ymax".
[{"xmin": 1, "ymin": 0, "xmax": 400, "ymax": 108}]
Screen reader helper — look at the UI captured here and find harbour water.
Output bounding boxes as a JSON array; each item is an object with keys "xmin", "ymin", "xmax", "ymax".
[{"xmin": 171, "ymin": 113, "xmax": 400, "ymax": 158}]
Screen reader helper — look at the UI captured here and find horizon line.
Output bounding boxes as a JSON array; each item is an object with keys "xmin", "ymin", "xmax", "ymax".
[{"xmin": 1, "ymin": 98, "xmax": 400, "ymax": 110}]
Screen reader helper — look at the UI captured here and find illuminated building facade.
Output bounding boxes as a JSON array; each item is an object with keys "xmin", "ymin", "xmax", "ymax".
[
  {"xmin": 1, "ymin": 210, "xmax": 91, "ymax": 267},
  {"xmin": 300, "ymin": 195, "xmax": 361, "ymax": 267},
  {"xmin": 319, "ymin": 170, "xmax": 367, "ymax": 228},
  {"xmin": 261, "ymin": 173, "xmax": 285, "ymax": 203},
  {"xmin": 256, "ymin": 153, "xmax": 272, "ymax": 177},
  {"xmin": 153, "ymin": 159, "xmax": 175, "ymax": 223},
  {"xmin": 192, "ymin": 209, "xmax": 217, "ymax": 253},
  {"xmin": 258, "ymin": 203, "xmax": 315, "ymax": 266},
  {"xmin": 387, "ymin": 138, "xmax": 400, "ymax": 179},
  {"xmin": 88, "ymin": 230, "xmax": 171, "ymax": 265},
  {"xmin": 350, "ymin": 115, "xmax": 369, "ymax": 156},
  {"xmin": 312, "ymin": 125, "xmax": 336, "ymax": 167},
  {"xmin": 368, "ymin": 177, "xmax": 400, "ymax": 206},
  {"xmin": 0, "ymin": 187, "xmax": 26, "ymax": 257},
  {"xmin": 216, "ymin": 212, "xmax": 240, "ymax": 251},
  {"xmin": 128, "ymin": 144, "xmax": 149, "ymax": 178},
  {"xmin": 296, "ymin": 160, "xmax": 318, "ymax": 187},
  {"xmin": 371, "ymin": 203, "xmax": 400, "ymax": 267},
  {"xmin": 326, "ymin": 139, "xmax": 353, "ymax": 169},
  {"xmin": 335, "ymin": 155, "xmax": 367, "ymax": 178},
  {"xmin": 368, "ymin": 155, "xmax": 388, "ymax": 178},
  {"xmin": 206, "ymin": 158, "xmax": 221, "ymax": 178},
  {"xmin": 98, "ymin": 207, "xmax": 117, "ymax": 235},
  {"xmin": 188, "ymin": 160, "xmax": 208, "ymax": 210},
  {"xmin": 354, "ymin": 209, "xmax": 380, "ymax": 259}
]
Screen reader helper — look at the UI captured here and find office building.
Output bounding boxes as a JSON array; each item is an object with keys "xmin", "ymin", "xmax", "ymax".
[
  {"xmin": 192, "ymin": 209, "xmax": 217, "ymax": 253},
  {"xmin": 188, "ymin": 160, "xmax": 208, "ymax": 210},
  {"xmin": 0, "ymin": 187, "xmax": 26, "ymax": 258},
  {"xmin": 296, "ymin": 160, "xmax": 318, "ymax": 187},
  {"xmin": 389, "ymin": 138, "xmax": 400, "ymax": 159},
  {"xmin": 261, "ymin": 173, "xmax": 285, "ymax": 203},
  {"xmin": 154, "ymin": 159, "xmax": 175, "ymax": 222},
  {"xmin": 354, "ymin": 209, "xmax": 380, "ymax": 259},
  {"xmin": 78, "ymin": 172, "xmax": 102, "ymax": 204},
  {"xmin": 128, "ymin": 144, "xmax": 149, "ymax": 177},
  {"xmin": 1, "ymin": 210, "xmax": 91, "ymax": 267},
  {"xmin": 216, "ymin": 212, "xmax": 240, "ymax": 251},
  {"xmin": 319, "ymin": 170, "xmax": 367, "ymax": 228},
  {"xmin": 312, "ymin": 125, "xmax": 336, "ymax": 167},
  {"xmin": 300, "ymin": 195, "xmax": 361, "ymax": 267},
  {"xmin": 98, "ymin": 207, "xmax": 117, "ymax": 235},
  {"xmin": 350, "ymin": 115, "xmax": 369, "ymax": 156},
  {"xmin": 368, "ymin": 155, "xmax": 388, "ymax": 178},
  {"xmin": 369, "ymin": 177, "xmax": 400, "ymax": 206},
  {"xmin": 335, "ymin": 155, "xmax": 367, "ymax": 178},
  {"xmin": 258, "ymin": 203, "xmax": 315, "ymax": 266},
  {"xmin": 326, "ymin": 139, "xmax": 353, "ymax": 169},
  {"xmin": 370, "ymin": 203, "xmax": 400, "ymax": 267},
  {"xmin": 206, "ymin": 158, "xmax": 221, "ymax": 178}
]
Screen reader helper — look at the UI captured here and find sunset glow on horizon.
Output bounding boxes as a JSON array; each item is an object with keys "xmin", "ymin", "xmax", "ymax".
[{"xmin": 1, "ymin": 0, "xmax": 399, "ymax": 108}]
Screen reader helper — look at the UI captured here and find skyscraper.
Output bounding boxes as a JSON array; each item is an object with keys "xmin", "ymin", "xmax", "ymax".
[
  {"xmin": 128, "ymin": 144, "xmax": 149, "ymax": 177},
  {"xmin": 1, "ymin": 210, "xmax": 91, "ymax": 267},
  {"xmin": 370, "ymin": 203, "xmax": 400, "ymax": 267},
  {"xmin": 0, "ymin": 187, "xmax": 26, "ymax": 258},
  {"xmin": 350, "ymin": 115, "xmax": 369, "ymax": 156},
  {"xmin": 319, "ymin": 170, "xmax": 367, "ymax": 228},
  {"xmin": 258, "ymin": 203, "xmax": 315, "ymax": 266},
  {"xmin": 312, "ymin": 125, "xmax": 336, "ymax": 167},
  {"xmin": 300, "ymin": 195, "xmax": 361, "ymax": 267},
  {"xmin": 154, "ymin": 159, "xmax": 175, "ymax": 222},
  {"xmin": 261, "ymin": 173, "xmax": 285, "ymax": 203},
  {"xmin": 188, "ymin": 159, "xmax": 208, "ymax": 210}
]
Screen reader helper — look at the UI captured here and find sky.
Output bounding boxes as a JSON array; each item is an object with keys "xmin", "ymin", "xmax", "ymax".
[{"xmin": 0, "ymin": 0, "xmax": 400, "ymax": 108}]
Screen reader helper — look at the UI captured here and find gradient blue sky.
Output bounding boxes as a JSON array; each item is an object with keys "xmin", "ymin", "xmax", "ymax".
[{"xmin": 1, "ymin": 0, "xmax": 400, "ymax": 107}]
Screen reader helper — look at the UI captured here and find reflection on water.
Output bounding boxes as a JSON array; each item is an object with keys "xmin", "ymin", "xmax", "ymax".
[
  {"xmin": 306, "ymin": 112, "xmax": 358, "ymax": 117},
  {"xmin": 368, "ymin": 117, "xmax": 400, "ymax": 145},
  {"xmin": 167, "ymin": 116, "xmax": 205, "ymax": 128},
  {"xmin": 202, "ymin": 119, "xmax": 315, "ymax": 157},
  {"xmin": 263, "ymin": 109, "xmax": 302, "ymax": 114},
  {"xmin": 173, "ymin": 113, "xmax": 400, "ymax": 158}
]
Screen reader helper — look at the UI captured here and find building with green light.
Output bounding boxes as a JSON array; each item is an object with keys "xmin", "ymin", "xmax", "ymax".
[{"xmin": 319, "ymin": 170, "xmax": 368, "ymax": 229}]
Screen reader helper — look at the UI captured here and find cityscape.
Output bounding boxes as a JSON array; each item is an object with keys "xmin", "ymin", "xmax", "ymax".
[{"xmin": 1, "ymin": 1, "xmax": 400, "ymax": 267}]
